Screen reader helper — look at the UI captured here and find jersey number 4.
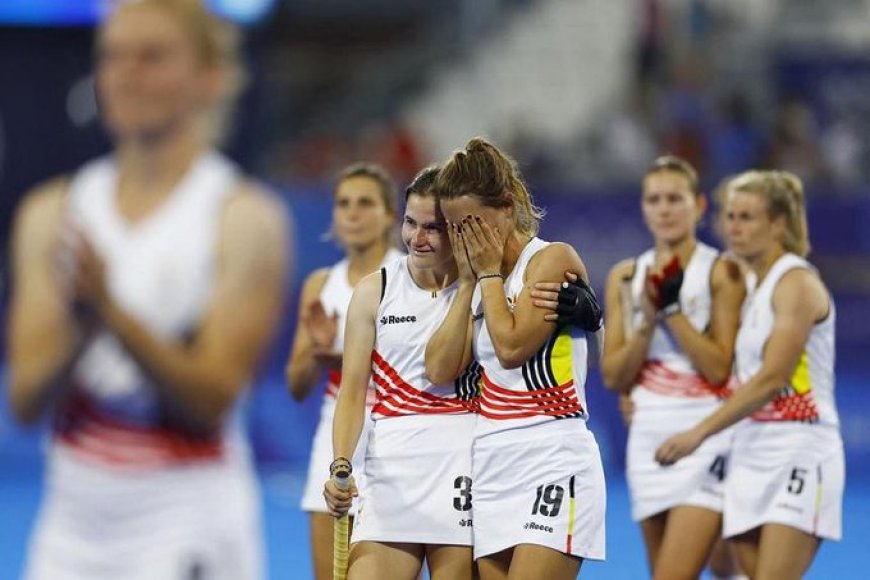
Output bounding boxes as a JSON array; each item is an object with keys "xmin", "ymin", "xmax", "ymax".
[{"xmin": 708, "ymin": 455, "xmax": 727, "ymax": 482}]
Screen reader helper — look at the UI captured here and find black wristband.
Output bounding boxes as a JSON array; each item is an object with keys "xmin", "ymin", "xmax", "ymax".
[
  {"xmin": 555, "ymin": 278, "xmax": 603, "ymax": 331},
  {"xmin": 329, "ymin": 457, "xmax": 352, "ymax": 478}
]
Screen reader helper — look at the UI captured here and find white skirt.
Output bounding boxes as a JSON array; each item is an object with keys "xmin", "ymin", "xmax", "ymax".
[
  {"xmin": 723, "ymin": 421, "xmax": 844, "ymax": 541},
  {"xmin": 472, "ymin": 419, "xmax": 606, "ymax": 561},
  {"xmin": 25, "ymin": 445, "xmax": 263, "ymax": 580},
  {"xmin": 351, "ymin": 413, "xmax": 475, "ymax": 546},
  {"xmin": 299, "ymin": 396, "xmax": 372, "ymax": 515},
  {"xmin": 626, "ymin": 407, "xmax": 734, "ymax": 522}
]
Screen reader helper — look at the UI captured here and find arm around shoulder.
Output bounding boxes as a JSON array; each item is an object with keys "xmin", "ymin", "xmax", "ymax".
[{"xmin": 486, "ymin": 242, "xmax": 584, "ymax": 368}]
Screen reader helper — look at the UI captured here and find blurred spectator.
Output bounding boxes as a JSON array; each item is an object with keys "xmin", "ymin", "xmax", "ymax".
[
  {"xmin": 763, "ymin": 96, "xmax": 822, "ymax": 185},
  {"xmin": 707, "ymin": 91, "xmax": 764, "ymax": 184},
  {"xmin": 635, "ymin": 0, "xmax": 667, "ymax": 89},
  {"xmin": 502, "ymin": 116, "xmax": 560, "ymax": 187},
  {"xmin": 819, "ymin": 110, "xmax": 865, "ymax": 189},
  {"xmin": 352, "ymin": 120, "xmax": 423, "ymax": 185},
  {"xmin": 658, "ymin": 55, "xmax": 713, "ymax": 174},
  {"xmin": 584, "ymin": 88, "xmax": 658, "ymax": 184}
]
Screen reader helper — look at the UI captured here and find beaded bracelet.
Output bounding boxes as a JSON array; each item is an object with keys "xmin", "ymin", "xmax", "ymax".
[
  {"xmin": 329, "ymin": 457, "xmax": 353, "ymax": 477},
  {"xmin": 477, "ymin": 273, "xmax": 504, "ymax": 282}
]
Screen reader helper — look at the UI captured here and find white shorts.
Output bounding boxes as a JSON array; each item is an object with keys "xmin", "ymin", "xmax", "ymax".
[
  {"xmin": 627, "ymin": 409, "xmax": 733, "ymax": 522},
  {"xmin": 351, "ymin": 413, "xmax": 474, "ymax": 546},
  {"xmin": 25, "ymin": 445, "xmax": 263, "ymax": 580},
  {"xmin": 723, "ymin": 421, "xmax": 844, "ymax": 541},
  {"xmin": 472, "ymin": 419, "xmax": 606, "ymax": 561},
  {"xmin": 300, "ymin": 397, "xmax": 372, "ymax": 515}
]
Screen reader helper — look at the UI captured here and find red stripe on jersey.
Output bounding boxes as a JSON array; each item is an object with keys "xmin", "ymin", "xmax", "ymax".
[
  {"xmin": 479, "ymin": 372, "xmax": 583, "ymax": 420},
  {"xmin": 370, "ymin": 351, "xmax": 473, "ymax": 417},
  {"xmin": 751, "ymin": 389, "xmax": 819, "ymax": 422},
  {"xmin": 325, "ymin": 369, "xmax": 342, "ymax": 398},
  {"xmin": 53, "ymin": 392, "xmax": 223, "ymax": 468},
  {"xmin": 324, "ymin": 368, "xmax": 377, "ymax": 406},
  {"xmin": 638, "ymin": 361, "xmax": 732, "ymax": 399}
]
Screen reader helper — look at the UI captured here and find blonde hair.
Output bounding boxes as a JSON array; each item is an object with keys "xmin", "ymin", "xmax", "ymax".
[
  {"xmin": 644, "ymin": 154, "xmax": 701, "ymax": 196},
  {"xmin": 103, "ymin": 0, "xmax": 246, "ymax": 144},
  {"xmin": 433, "ymin": 137, "xmax": 544, "ymax": 237},
  {"xmin": 728, "ymin": 170, "xmax": 810, "ymax": 256}
]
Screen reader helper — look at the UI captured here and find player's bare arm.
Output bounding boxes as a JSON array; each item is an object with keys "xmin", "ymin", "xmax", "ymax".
[
  {"xmin": 73, "ymin": 183, "xmax": 290, "ymax": 430},
  {"xmin": 424, "ymin": 221, "xmax": 475, "ymax": 384},
  {"xmin": 325, "ymin": 271, "xmax": 380, "ymax": 515},
  {"xmin": 8, "ymin": 180, "xmax": 86, "ymax": 423},
  {"xmin": 286, "ymin": 267, "xmax": 331, "ymax": 401},
  {"xmin": 601, "ymin": 259, "xmax": 652, "ymax": 393},
  {"xmin": 663, "ymin": 256, "xmax": 746, "ymax": 386},
  {"xmin": 483, "ymin": 241, "xmax": 584, "ymax": 369},
  {"xmin": 656, "ymin": 268, "xmax": 826, "ymax": 464}
]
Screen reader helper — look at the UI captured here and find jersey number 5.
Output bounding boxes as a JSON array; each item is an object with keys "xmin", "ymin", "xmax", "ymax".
[{"xmin": 787, "ymin": 467, "xmax": 807, "ymax": 495}]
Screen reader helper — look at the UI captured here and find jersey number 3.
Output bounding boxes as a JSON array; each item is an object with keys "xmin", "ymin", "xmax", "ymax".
[{"xmin": 453, "ymin": 476, "xmax": 472, "ymax": 511}]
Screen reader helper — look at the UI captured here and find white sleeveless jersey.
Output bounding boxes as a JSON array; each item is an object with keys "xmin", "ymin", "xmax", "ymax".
[
  {"xmin": 473, "ymin": 237, "xmax": 589, "ymax": 437},
  {"xmin": 319, "ymin": 249, "xmax": 402, "ymax": 403},
  {"xmin": 629, "ymin": 242, "xmax": 731, "ymax": 410},
  {"xmin": 734, "ymin": 253, "xmax": 839, "ymax": 426},
  {"xmin": 370, "ymin": 257, "xmax": 478, "ymax": 419},
  {"xmin": 56, "ymin": 152, "xmax": 246, "ymax": 468}
]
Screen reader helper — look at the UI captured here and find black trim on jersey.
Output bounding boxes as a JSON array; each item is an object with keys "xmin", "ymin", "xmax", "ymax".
[
  {"xmin": 817, "ymin": 298, "xmax": 833, "ymax": 325},
  {"xmin": 519, "ymin": 330, "xmax": 582, "ymax": 419},
  {"xmin": 568, "ymin": 475, "xmax": 576, "ymax": 499},
  {"xmin": 454, "ymin": 361, "xmax": 482, "ymax": 402},
  {"xmin": 379, "ymin": 267, "xmax": 387, "ymax": 304},
  {"xmin": 521, "ymin": 333, "xmax": 559, "ymax": 391}
]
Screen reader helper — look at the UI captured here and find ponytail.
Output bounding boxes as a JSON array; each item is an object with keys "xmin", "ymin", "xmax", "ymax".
[{"xmin": 433, "ymin": 137, "xmax": 544, "ymax": 237}]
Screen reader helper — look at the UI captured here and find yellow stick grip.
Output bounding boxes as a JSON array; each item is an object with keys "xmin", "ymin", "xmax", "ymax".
[{"xmin": 333, "ymin": 472, "xmax": 351, "ymax": 580}]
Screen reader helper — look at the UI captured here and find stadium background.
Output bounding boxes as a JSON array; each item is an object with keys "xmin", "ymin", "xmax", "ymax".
[{"xmin": 1, "ymin": 1, "xmax": 868, "ymax": 577}]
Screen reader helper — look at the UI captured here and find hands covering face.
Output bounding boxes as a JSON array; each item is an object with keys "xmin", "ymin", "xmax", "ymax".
[{"xmin": 447, "ymin": 215, "xmax": 504, "ymax": 279}]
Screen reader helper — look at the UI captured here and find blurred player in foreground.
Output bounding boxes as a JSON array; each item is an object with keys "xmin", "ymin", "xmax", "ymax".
[{"xmin": 7, "ymin": 1, "xmax": 289, "ymax": 577}]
